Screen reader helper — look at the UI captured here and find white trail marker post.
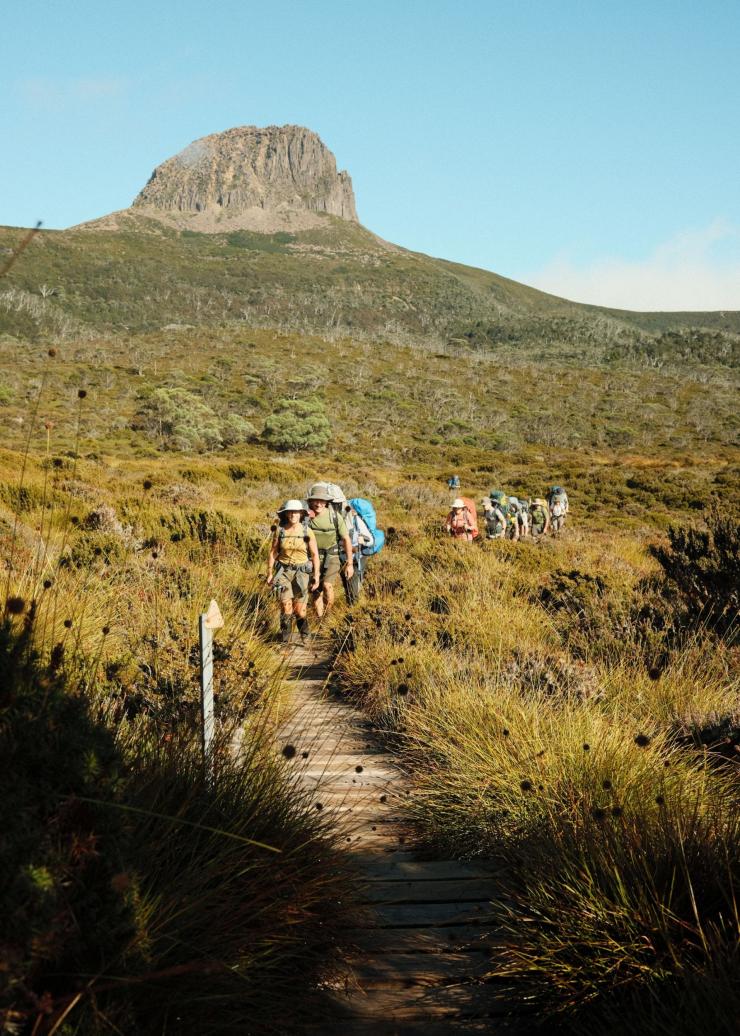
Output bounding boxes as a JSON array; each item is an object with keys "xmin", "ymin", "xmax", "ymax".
[{"xmin": 199, "ymin": 599, "xmax": 224, "ymax": 777}]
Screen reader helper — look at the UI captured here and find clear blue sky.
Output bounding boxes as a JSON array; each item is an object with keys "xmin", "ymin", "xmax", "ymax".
[{"xmin": 3, "ymin": 0, "xmax": 739, "ymax": 309}]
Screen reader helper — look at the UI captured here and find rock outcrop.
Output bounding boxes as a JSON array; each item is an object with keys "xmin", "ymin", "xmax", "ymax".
[{"xmin": 129, "ymin": 125, "xmax": 358, "ymax": 232}]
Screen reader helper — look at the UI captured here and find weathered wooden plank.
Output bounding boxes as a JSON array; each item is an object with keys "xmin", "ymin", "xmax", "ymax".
[
  {"xmin": 348, "ymin": 950, "xmax": 490, "ymax": 987},
  {"xmin": 321, "ymin": 982, "xmax": 506, "ymax": 1021},
  {"xmin": 305, "ymin": 1018, "xmax": 520, "ymax": 1036},
  {"xmin": 362, "ymin": 878, "xmax": 496, "ymax": 904},
  {"xmin": 369, "ymin": 901, "xmax": 497, "ymax": 927},
  {"xmin": 345, "ymin": 925, "xmax": 502, "ymax": 952},
  {"xmin": 357, "ymin": 857, "xmax": 496, "ymax": 880}
]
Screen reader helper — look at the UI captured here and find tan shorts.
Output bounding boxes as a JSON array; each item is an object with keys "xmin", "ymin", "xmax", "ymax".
[
  {"xmin": 274, "ymin": 566, "xmax": 310, "ymax": 603},
  {"xmin": 318, "ymin": 550, "xmax": 342, "ymax": 587}
]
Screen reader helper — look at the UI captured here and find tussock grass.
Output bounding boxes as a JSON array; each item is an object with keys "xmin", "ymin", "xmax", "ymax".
[
  {"xmin": 1, "ymin": 437, "xmax": 360, "ymax": 1033},
  {"xmin": 333, "ymin": 527, "xmax": 740, "ymax": 1032}
]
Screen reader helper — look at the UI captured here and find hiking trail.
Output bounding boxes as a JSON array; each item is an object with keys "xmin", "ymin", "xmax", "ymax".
[{"xmin": 276, "ymin": 640, "xmax": 521, "ymax": 1035}]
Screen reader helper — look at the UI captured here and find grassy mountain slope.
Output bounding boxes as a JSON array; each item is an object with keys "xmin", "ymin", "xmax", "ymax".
[{"xmin": 1, "ymin": 216, "xmax": 738, "ymax": 369}]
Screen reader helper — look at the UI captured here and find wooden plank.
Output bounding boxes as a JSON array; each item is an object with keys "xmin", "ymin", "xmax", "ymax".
[
  {"xmin": 305, "ymin": 1016, "xmax": 522, "ymax": 1036},
  {"xmin": 344, "ymin": 924, "xmax": 503, "ymax": 953},
  {"xmin": 321, "ymin": 982, "xmax": 506, "ymax": 1021},
  {"xmin": 356, "ymin": 857, "xmax": 496, "ymax": 880},
  {"xmin": 369, "ymin": 901, "xmax": 497, "ymax": 927},
  {"xmin": 362, "ymin": 878, "xmax": 496, "ymax": 904},
  {"xmin": 348, "ymin": 950, "xmax": 490, "ymax": 987},
  {"xmin": 294, "ymin": 774, "xmax": 401, "ymax": 788}
]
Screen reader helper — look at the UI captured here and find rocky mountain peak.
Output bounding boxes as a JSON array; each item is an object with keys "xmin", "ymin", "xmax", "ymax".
[{"xmin": 130, "ymin": 125, "xmax": 358, "ymax": 232}]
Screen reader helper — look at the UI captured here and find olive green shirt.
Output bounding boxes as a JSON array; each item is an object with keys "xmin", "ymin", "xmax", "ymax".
[{"xmin": 309, "ymin": 509, "xmax": 348, "ymax": 551}]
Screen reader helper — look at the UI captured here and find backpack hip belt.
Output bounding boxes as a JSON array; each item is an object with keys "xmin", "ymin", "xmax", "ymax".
[{"xmin": 279, "ymin": 561, "xmax": 314, "ymax": 575}]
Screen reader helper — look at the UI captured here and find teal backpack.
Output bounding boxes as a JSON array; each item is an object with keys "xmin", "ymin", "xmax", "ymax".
[{"xmin": 349, "ymin": 498, "xmax": 385, "ymax": 556}]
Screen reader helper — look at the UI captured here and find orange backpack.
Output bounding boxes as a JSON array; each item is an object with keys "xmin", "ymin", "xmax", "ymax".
[{"xmin": 462, "ymin": 497, "xmax": 479, "ymax": 539}]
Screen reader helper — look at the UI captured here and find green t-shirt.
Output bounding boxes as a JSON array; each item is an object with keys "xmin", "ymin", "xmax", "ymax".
[{"xmin": 309, "ymin": 509, "xmax": 348, "ymax": 551}]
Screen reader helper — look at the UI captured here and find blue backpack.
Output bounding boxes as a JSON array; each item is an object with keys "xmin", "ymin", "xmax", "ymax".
[{"xmin": 349, "ymin": 498, "xmax": 385, "ymax": 556}]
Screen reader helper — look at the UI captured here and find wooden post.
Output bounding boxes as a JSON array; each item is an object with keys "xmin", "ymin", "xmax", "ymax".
[{"xmin": 199, "ymin": 599, "xmax": 224, "ymax": 776}]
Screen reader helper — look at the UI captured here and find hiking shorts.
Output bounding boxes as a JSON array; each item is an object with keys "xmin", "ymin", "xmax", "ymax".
[
  {"xmin": 318, "ymin": 550, "xmax": 342, "ymax": 588},
  {"xmin": 274, "ymin": 566, "xmax": 311, "ymax": 603}
]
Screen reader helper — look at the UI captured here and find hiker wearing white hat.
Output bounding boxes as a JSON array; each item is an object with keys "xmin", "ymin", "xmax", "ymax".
[
  {"xmin": 267, "ymin": 500, "xmax": 320, "ymax": 644},
  {"xmin": 445, "ymin": 498, "xmax": 477, "ymax": 541}
]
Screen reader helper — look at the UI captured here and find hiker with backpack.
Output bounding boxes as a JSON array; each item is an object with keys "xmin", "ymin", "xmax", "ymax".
[
  {"xmin": 337, "ymin": 496, "xmax": 381, "ymax": 604},
  {"xmin": 517, "ymin": 497, "xmax": 531, "ymax": 538},
  {"xmin": 529, "ymin": 497, "xmax": 551, "ymax": 539},
  {"xmin": 266, "ymin": 500, "xmax": 320, "ymax": 644},
  {"xmin": 481, "ymin": 497, "xmax": 507, "ymax": 539},
  {"xmin": 505, "ymin": 497, "xmax": 521, "ymax": 541},
  {"xmin": 306, "ymin": 483, "xmax": 354, "ymax": 618},
  {"xmin": 548, "ymin": 485, "xmax": 569, "ymax": 534},
  {"xmin": 446, "ymin": 498, "xmax": 478, "ymax": 541}
]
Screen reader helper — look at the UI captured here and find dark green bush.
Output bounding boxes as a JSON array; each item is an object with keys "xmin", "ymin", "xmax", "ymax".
[
  {"xmin": 133, "ymin": 389, "xmax": 255, "ymax": 452},
  {"xmin": 262, "ymin": 397, "xmax": 331, "ymax": 452},
  {"xmin": 650, "ymin": 504, "xmax": 740, "ymax": 639}
]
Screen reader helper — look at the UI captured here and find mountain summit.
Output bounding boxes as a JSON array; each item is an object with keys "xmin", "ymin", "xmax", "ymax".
[{"xmin": 128, "ymin": 125, "xmax": 358, "ymax": 233}]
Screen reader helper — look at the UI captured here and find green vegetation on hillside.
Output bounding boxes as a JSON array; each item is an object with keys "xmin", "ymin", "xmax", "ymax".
[{"xmin": 1, "ymin": 219, "xmax": 739, "ymax": 367}]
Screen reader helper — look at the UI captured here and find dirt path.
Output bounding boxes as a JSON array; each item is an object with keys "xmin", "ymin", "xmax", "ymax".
[{"xmin": 276, "ymin": 641, "xmax": 520, "ymax": 1035}]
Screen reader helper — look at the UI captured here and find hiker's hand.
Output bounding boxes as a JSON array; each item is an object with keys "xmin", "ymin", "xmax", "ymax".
[
  {"xmin": 266, "ymin": 574, "xmax": 273, "ymax": 586},
  {"xmin": 345, "ymin": 562, "xmax": 354, "ymax": 579},
  {"xmin": 310, "ymin": 578, "xmax": 319, "ymax": 591}
]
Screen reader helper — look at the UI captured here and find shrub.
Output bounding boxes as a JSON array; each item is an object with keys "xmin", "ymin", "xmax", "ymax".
[
  {"xmin": 262, "ymin": 397, "xmax": 330, "ymax": 452},
  {"xmin": 650, "ymin": 503, "xmax": 740, "ymax": 639},
  {"xmin": 133, "ymin": 389, "xmax": 254, "ymax": 452}
]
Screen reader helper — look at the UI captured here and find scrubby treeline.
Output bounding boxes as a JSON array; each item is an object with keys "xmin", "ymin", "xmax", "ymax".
[{"xmin": 1, "ymin": 329, "xmax": 738, "ymax": 463}]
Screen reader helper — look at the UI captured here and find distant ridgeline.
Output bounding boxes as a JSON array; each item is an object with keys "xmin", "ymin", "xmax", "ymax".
[{"xmin": 0, "ymin": 123, "xmax": 738, "ymax": 367}]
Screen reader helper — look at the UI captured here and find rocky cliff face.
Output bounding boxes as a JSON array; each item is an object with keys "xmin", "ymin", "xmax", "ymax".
[{"xmin": 129, "ymin": 125, "xmax": 358, "ymax": 232}]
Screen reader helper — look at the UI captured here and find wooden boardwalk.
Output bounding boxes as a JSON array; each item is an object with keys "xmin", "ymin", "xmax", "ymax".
[{"xmin": 276, "ymin": 640, "xmax": 521, "ymax": 1035}]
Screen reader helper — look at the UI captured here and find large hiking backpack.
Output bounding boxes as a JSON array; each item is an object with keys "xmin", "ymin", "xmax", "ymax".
[
  {"xmin": 530, "ymin": 498, "xmax": 548, "ymax": 530},
  {"xmin": 484, "ymin": 506, "xmax": 506, "ymax": 537},
  {"xmin": 548, "ymin": 488, "xmax": 568, "ymax": 518},
  {"xmin": 349, "ymin": 498, "xmax": 385, "ymax": 556},
  {"xmin": 462, "ymin": 497, "xmax": 479, "ymax": 539}
]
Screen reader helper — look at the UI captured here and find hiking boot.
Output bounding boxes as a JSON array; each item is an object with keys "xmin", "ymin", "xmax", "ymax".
[
  {"xmin": 279, "ymin": 615, "xmax": 293, "ymax": 645},
  {"xmin": 296, "ymin": 617, "xmax": 310, "ymax": 643}
]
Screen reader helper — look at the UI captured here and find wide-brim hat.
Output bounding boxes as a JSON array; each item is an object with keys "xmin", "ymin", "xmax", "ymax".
[
  {"xmin": 307, "ymin": 482, "xmax": 333, "ymax": 502},
  {"xmin": 451, "ymin": 498, "xmax": 466, "ymax": 508},
  {"xmin": 278, "ymin": 499, "xmax": 309, "ymax": 515}
]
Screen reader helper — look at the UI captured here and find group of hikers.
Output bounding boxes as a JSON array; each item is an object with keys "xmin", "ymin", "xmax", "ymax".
[
  {"xmin": 266, "ymin": 476, "xmax": 569, "ymax": 643},
  {"xmin": 445, "ymin": 476, "xmax": 569, "ymax": 542},
  {"xmin": 266, "ymin": 482, "xmax": 384, "ymax": 644}
]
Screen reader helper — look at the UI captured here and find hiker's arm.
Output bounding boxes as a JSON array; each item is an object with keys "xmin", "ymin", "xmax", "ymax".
[
  {"xmin": 342, "ymin": 534, "xmax": 354, "ymax": 576},
  {"xmin": 309, "ymin": 535, "xmax": 320, "ymax": 591}
]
